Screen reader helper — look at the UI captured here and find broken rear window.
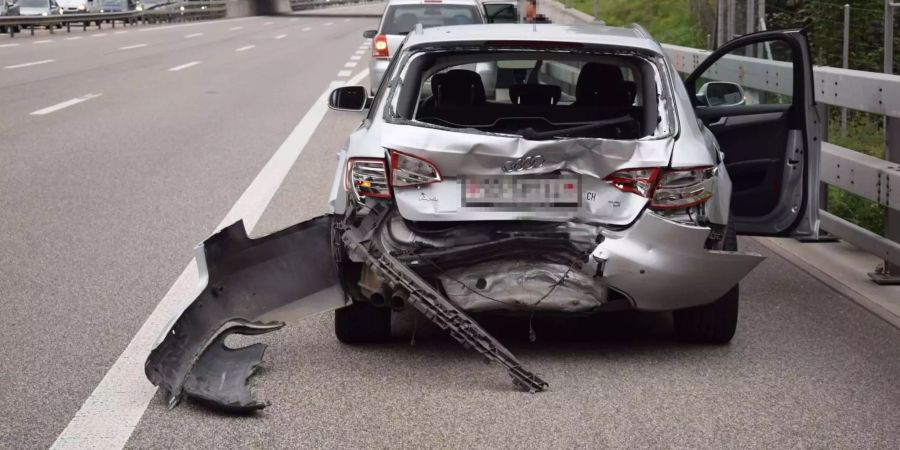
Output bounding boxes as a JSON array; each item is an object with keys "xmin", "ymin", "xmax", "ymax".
[{"xmin": 387, "ymin": 49, "xmax": 673, "ymax": 140}]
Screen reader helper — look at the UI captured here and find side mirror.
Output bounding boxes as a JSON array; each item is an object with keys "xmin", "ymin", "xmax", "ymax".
[
  {"xmin": 328, "ymin": 86, "xmax": 369, "ymax": 111},
  {"xmin": 696, "ymin": 81, "xmax": 745, "ymax": 107},
  {"xmin": 362, "ymin": 29, "xmax": 377, "ymax": 39}
]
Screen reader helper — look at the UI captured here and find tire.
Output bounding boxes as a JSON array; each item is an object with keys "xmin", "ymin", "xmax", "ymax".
[
  {"xmin": 673, "ymin": 223, "xmax": 739, "ymax": 344},
  {"xmin": 334, "ymin": 301, "xmax": 391, "ymax": 344}
]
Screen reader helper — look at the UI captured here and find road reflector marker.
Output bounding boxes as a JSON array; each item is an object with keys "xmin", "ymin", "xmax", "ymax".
[
  {"xmin": 30, "ymin": 93, "xmax": 102, "ymax": 116},
  {"xmin": 4, "ymin": 59, "xmax": 55, "ymax": 69}
]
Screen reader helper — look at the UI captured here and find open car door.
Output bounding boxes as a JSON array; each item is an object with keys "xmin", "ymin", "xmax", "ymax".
[{"xmin": 685, "ymin": 28, "xmax": 820, "ymax": 237}]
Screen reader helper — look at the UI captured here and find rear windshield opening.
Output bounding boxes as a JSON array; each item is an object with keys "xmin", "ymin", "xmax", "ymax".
[
  {"xmin": 391, "ymin": 50, "xmax": 668, "ymax": 140},
  {"xmin": 381, "ymin": 5, "xmax": 482, "ymax": 35}
]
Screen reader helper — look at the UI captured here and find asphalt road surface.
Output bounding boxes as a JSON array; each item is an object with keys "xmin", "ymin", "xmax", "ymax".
[{"xmin": 1, "ymin": 7, "xmax": 899, "ymax": 449}]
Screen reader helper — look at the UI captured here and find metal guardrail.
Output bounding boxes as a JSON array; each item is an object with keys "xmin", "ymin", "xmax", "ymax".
[
  {"xmin": 0, "ymin": 1, "xmax": 225, "ymax": 37},
  {"xmin": 665, "ymin": 43, "xmax": 900, "ymax": 279},
  {"xmin": 290, "ymin": 0, "xmax": 378, "ymax": 11}
]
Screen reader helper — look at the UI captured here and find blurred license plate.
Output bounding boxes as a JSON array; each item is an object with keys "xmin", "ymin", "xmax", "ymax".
[{"xmin": 462, "ymin": 175, "xmax": 581, "ymax": 207}]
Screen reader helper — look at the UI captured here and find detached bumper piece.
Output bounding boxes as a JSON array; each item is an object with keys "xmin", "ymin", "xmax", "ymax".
[
  {"xmin": 342, "ymin": 204, "xmax": 549, "ymax": 393},
  {"xmin": 145, "ymin": 216, "xmax": 342, "ymax": 412}
]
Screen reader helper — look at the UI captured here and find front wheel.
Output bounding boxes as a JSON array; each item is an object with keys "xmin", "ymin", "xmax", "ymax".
[{"xmin": 334, "ymin": 301, "xmax": 391, "ymax": 344}]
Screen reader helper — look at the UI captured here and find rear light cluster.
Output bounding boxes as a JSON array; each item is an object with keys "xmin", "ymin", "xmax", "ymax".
[
  {"xmin": 344, "ymin": 151, "xmax": 442, "ymax": 200},
  {"xmin": 605, "ymin": 166, "xmax": 716, "ymax": 210},
  {"xmin": 372, "ymin": 34, "xmax": 389, "ymax": 59}
]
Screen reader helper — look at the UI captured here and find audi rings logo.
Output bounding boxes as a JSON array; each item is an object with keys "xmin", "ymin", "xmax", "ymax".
[{"xmin": 502, "ymin": 155, "xmax": 545, "ymax": 172}]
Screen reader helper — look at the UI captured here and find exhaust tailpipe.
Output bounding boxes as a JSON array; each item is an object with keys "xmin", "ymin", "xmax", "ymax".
[{"xmin": 390, "ymin": 289, "xmax": 409, "ymax": 310}]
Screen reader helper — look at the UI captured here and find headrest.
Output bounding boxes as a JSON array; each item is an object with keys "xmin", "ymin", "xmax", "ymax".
[
  {"xmin": 509, "ymin": 84, "xmax": 562, "ymax": 105},
  {"xmin": 431, "ymin": 70, "xmax": 486, "ymax": 107}
]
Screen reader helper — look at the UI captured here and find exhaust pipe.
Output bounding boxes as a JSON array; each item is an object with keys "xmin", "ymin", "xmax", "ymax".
[
  {"xmin": 369, "ymin": 286, "xmax": 388, "ymax": 307},
  {"xmin": 390, "ymin": 289, "xmax": 409, "ymax": 310}
]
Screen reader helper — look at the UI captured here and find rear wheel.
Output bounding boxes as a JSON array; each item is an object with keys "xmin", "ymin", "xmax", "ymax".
[
  {"xmin": 673, "ymin": 223, "xmax": 739, "ymax": 344},
  {"xmin": 334, "ymin": 301, "xmax": 391, "ymax": 344}
]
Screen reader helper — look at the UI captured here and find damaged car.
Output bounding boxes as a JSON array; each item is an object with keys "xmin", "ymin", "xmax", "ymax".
[{"xmin": 145, "ymin": 24, "xmax": 820, "ymax": 411}]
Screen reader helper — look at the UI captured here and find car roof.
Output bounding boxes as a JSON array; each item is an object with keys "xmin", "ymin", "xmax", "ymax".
[
  {"xmin": 385, "ymin": 0, "xmax": 482, "ymax": 5},
  {"xmin": 402, "ymin": 23, "xmax": 664, "ymax": 54}
]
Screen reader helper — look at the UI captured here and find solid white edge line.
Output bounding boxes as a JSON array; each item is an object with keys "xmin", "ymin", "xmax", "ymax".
[
  {"xmin": 4, "ymin": 59, "xmax": 55, "ymax": 69},
  {"xmin": 50, "ymin": 68, "xmax": 369, "ymax": 450},
  {"xmin": 30, "ymin": 94, "xmax": 101, "ymax": 116},
  {"xmin": 137, "ymin": 16, "xmax": 255, "ymax": 33},
  {"xmin": 168, "ymin": 61, "xmax": 201, "ymax": 72}
]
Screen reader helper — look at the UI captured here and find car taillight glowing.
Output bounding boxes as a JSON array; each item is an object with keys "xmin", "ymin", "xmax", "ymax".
[
  {"xmin": 345, "ymin": 158, "xmax": 391, "ymax": 199},
  {"xmin": 372, "ymin": 34, "xmax": 389, "ymax": 59},
  {"xmin": 604, "ymin": 166, "xmax": 715, "ymax": 210},
  {"xmin": 390, "ymin": 150, "xmax": 442, "ymax": 187}
]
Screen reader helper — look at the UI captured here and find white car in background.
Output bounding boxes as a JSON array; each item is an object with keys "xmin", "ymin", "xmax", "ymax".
[{"xmin": 363, "ymin": 0, "xmax": 486, "ymax": 92}]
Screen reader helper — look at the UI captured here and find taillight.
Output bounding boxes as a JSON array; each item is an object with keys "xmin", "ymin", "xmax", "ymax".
[
  {"xmin": 390, "ymin": 150, "xmax": 442, "ymax": 187},
  {"xmin": 604, "ymin": 166, "xmax": 715, "ymax": 210},
  {"xmin": 372, "ymin": 34, "xmax": 389, "ymax": 59},
  {"xmin": 345, "ymin": 158, "xmax": 391, "ymax": 199},
  {"xmin": 604, "ymin": 167, "xmax": 660, "ymax": 197},
  {"xmin": 650, "ymin": 167, "xmax": 716, "ymax": 209}
]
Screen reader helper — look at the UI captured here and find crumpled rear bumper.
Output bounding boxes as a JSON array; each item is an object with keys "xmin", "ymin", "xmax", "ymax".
[{"xmin": 593, "ymin": 212, "xmax": 764, "ymax": 311}]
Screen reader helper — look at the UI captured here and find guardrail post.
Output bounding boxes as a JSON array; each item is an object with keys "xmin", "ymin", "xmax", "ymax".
[
  {"xmin": 66, "ymin": 21, "xmax": 70, "ymax": 33},
  {"xmin": 30, "ymin": 24, "xmax": 34, "ymax": 36},
  {"xmin": 841, "ymin": 3, "xmax": 850, "ymax": 138}
]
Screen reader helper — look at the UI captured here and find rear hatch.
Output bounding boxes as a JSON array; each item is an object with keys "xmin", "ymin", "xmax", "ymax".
[{"xmin": 381, "ymin": 123, "xmax": 674, "ymax": 226}]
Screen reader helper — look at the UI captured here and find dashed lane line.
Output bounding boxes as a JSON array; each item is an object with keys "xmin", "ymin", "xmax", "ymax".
[
  {"xmin": 337, "ymin": 69, "xmax": 352, "ymax": 77},
  {"xmin": 344, "ymin": 61, "xmax": 357, "ymax": 68},
  {"xmin": 168, "ymin": 61, "xmax": 201, "ymax": 72},
  {"xmin": 65, "ymin": 36, "xmax": 82, "ymax": 41},
  {"xmin": 119, "ymin": 44, "xmax": 148, "ymax": 50},
  {"xmin": 0, "ymin": 43, "xmax": 19, "ymax": 48},
  {"xmin": 275, "ymin": 34, "xmax": 287, "ymax": 39},
  {"xmin": 350, "ymin": 55, "xmax": 361, "ymax": 60},
  {"xmin": 301, "ymin": 27, "xmax": 312, "ymax": 31},
  {"xmin": 50, "ymin": 68, "xmax": 370, "ymax": 450},
  {"xmin": 4, "ymin": 59, "xmax": 55, "ymax": 69},
  {"xmin": 235, "ymin": 45, "xmax": 255, "ymax": 52},
  {"xmin": 185, "ymin": 33, "xmax": 203, "ymax": 38},
  {"xmin": 230, "ymin": 26, "xmax": 244, "ymax": 31},
  {"xmin": 34, "ymin": 40, "xmax": 53, "ymax": 44},
  {"xmin": 30, "ymin": 93, "xmax": 101, "ymax": 116}
]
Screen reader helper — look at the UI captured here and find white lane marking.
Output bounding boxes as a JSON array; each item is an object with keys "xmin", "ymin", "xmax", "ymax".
[
  {"xmin": 354, "ymin": 49, "xmax": 364, "ymax": 55},
  {"xmin": 137, "ymin": 16, "xmax": 254, "ymax": 33},
  {"xmin": 235, "ymin": 45, "xmax": 255, "ymax": 52},
  {"xmin": 34, "ymin": 40, "xmax": 53, "ymax": 44},
  {"xmin": 119, "ymin": 44, "xmax": 147, "ymax": 50},
  {"xmin": 92, "ymin": 33, "xmax": 107, "ymax": 37},
  {"xmin": 0, "ymin": 43, "xmax": 20, "ymax": 48},
  {"xmin": 337, "ymin": 69, "xmax": 351, "ymax": 77},
  {"xmin": 263, "ymin": 21, "xmax": 273, "ymax": 25},
  {"xmin": 350, "ymin": 55, "xmax": 361, "ymax": 60},
  {"xmin": 275, "ymin": 34, "xmax": 287, "ymax": 40},
  {"xmin": 185, "ymin": 32, "xmax": 203, "ymax": 38},
  {"xmin": 301, "ymin": 26, "xmax": 311, "ymax": 31},
  {"xmin": 289, "ymin": 17, "xmax": 298, "ymax": 21},
  {"xmin": 50, "ymin": 69, "xmax": 370, "ymax": 450},
  {"xmin": 30, "ymin": 93, "xmax": 101, "ymax": 116},
  {"xmin": 344, "ymin": 61, "xmax": 357, "ymax": 68},
  {"xmin": 65, "ymin": 36, "xmax": 82, "ymax": 41},
  {"xmin": 344, "ymin": 18, "xmax": 351, "ymax": 22},
  {"xmin": 4, "ymin": 59, "xmax": 55, "ymax": 69},
  {"xmin": 168, "ymin": 61, "xmax": 201, "ymax": 72},
  {"xmin": 114, "ymin": 30, "xmax": 128, "ymax": 35},
  {"xmin": 230, "ymin": 26, "xmax": 244, "ymax": 31},
  {"xmin": 323, "ymin": 22, "xmax": 333, "ymax": 26}
]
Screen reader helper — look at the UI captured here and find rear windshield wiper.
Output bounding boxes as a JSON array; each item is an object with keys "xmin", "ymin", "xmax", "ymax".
[{"xmin": 519, "ymin": 116, "xmax": 634, "ymax": 140}]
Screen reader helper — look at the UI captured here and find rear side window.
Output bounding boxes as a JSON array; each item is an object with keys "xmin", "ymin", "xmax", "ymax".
[
  {"xmin": 484, "ymin": 3, "xmax": 518, "ymax": 23},
  {"xmin": 380, "ymin": 4, "xmax": 482, "ymax": 35}
]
